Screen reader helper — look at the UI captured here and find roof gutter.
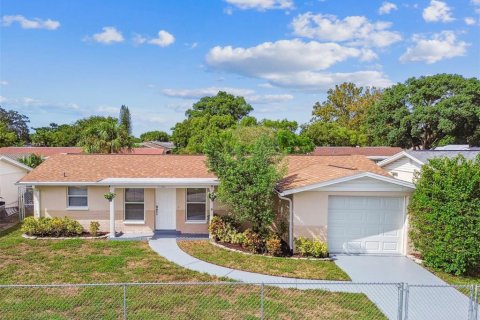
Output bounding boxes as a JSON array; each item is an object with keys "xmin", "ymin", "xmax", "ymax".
[{"xmin": 276, "ymin": 190, "xmax": 294, "ymax": 252}]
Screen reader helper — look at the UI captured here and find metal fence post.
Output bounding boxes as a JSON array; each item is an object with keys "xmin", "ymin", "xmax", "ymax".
[
  {"xmin": 468, "ymin": 285, "xmax": 474, "ymax": 320},
  {"xmin": 397, "ymin": 283, "xmax": 404, "ymax": 320},
  {"xmin": 475, "ymin": 285, "xmax": 479, "ymax": 320},
  {"xmin": 403, "ymin": 284, "xmax": 410, "ymax": 320},
  {"xmin": 123, "ymin": 284, "xmax": 127, "ymax": 320},
  {"xmin": 260, "ymin": 283, "xmax": 265, "ymax": 320}
]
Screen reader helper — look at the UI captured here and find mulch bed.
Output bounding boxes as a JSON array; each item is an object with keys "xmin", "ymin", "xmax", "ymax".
[{"xmin": 22, "ymin": 232, "xmax": 109, "ymax": 240}]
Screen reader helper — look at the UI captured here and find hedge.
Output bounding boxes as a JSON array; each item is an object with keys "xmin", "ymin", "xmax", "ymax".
[{"xmin": 409, "ymin": 155, "xmax": 480, "ymax": 275}]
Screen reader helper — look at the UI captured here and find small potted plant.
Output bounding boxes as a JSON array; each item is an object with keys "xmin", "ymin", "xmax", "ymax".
[
  {"xmin": 104, "ymin": 191, "xmax": 116, "ymax": 202},
  {"xmin": 208, "ymin": 191, "xmax": 217, "ymax": 202}
]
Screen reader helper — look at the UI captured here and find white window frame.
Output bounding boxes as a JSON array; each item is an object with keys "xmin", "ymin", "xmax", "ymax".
[
  {"xmin": 66, "ymin": 186, "xmax": 88, "ymax": 210},
  {"xmin": 185, "ymin": 188, "xmax": 207, "ymax": 223},
  {"xmin": 124, "ymin": 188, "xmax": 145, "ymax": 223}
]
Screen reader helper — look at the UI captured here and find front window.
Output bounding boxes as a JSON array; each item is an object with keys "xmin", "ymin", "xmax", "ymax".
[
  {"xmin": 124, "ymin": 188, "xmax": 144, "ymax": 221},
  {"xmin": 186, "ymin": 188, "xmax": 207, "ymax": 222},
  {"xmin": 67, "ymin": 186, "xmax": 88, "ymax": 207}
]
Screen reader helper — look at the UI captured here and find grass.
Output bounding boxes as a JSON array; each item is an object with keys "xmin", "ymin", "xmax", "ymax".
[
  {"xmin": 177, "ymin": 240, "xmax": 350, "ymax": 281},
  {"xmin": 0, "ymin": 226, "xmax": 385, "ymax": 319}
]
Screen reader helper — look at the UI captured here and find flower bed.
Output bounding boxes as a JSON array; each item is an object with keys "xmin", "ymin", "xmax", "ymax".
[{"xmin": 22, "ymin": 233, "xmax": 109, "ymax": 240}]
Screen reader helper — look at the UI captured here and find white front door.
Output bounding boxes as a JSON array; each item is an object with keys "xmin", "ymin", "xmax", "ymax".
[
  {"xmin": 155, "ymin": 188, "xmax": 176, "ymax": 230},
  {"xmin": 327, "ymin": 196, "xmax": 405, "ymax": 255}
]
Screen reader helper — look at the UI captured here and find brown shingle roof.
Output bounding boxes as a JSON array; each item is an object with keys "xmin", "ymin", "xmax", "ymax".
[
  {"xmin": 0, "ymin": 147, "xmax": 165, "ymax": 159},
  {"xmin": 277, "ymin": 155, "xmax": 391, "ymax": 192},
  {"xmin": 20, "ymin": 154, "xmax": 391, "ymax": 190},
  {"xmin": 312, "ymin": 146, "xmax": 403, "ymax": 157},
  {"xmin": 20, "ymin": 154, "xmax": 214, "ymax": 183}
]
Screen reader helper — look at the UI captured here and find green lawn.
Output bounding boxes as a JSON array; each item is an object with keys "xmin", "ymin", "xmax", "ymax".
[
  {"xmin": 0, "ymin": 225, "xmax": 385, "ymax": 319},
  {"xmin": 178, "ymin": 240, "xmax": 350, "ymax": 281}
]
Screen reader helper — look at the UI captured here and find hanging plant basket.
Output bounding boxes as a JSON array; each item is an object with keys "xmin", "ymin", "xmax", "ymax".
[
  {"xmin": 104, "ymin": 192, "xmax": 116, "ymax": 202},
  {"xmin": 208, "ymin": 191, "xmax": 217, "ymax": 202}
]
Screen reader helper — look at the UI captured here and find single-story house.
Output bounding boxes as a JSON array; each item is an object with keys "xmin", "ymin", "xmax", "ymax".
[
  {"xmin": 311, "ymin": 146, "xmax": 403, "ymax": 163},
  {"xmin": 0, "ymin": 156, "xmax": 32, "ymax": 205},
  {"xmin": 378, "ymin": 150, "xmax": 480, "ymax": 183},
  {"xmin": 140, "ymin": 141, "xmax": 175, "ymax": 154},
  {"xmin": 19, "ymin": 153, "xmax": 415, "ymax": 255}
]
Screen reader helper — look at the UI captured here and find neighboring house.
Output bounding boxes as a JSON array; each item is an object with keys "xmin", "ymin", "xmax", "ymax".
[
  {"xmin": 0, "ymin": 156, "xmax": 32, "ymax": 205},
  {"xmin": 0, "ymin": 146, "xmax": 166, "ymax": 159},
  {"xmin": 140, "ymin": 141, "xmax": 175, "ymax": 154},
  {"xmin": 378, "ymin": 150, "xmax": 480, "ymax": 183},
  {"xmin": 311, "ymin": 147, "xmax": 403, "ymax": 163},
  {"xmin": 19, "ymin": 153, "xmax": 415, "ymax": 256}
]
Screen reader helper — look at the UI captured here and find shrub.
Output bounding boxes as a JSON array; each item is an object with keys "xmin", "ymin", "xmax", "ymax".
[
  {"xmin": 21, "ymin": 217, "xmax": 83, "ymax": 237},
  {"xmin": 242, "ymin": 229, "xmax": 264, "ymax": 253},
  {"xmin": 230, "ymin": 232, "xmax": 246, "ymax": 245},
  {"xmin": 265, "ymin": 234, "xmax": 282, "ymax": 256},
  {"xmin": 90, "ymin": 221, "xmax": 100, "ymax": 236},
  {"xmin": 409, "ymin": 155, "xmax": 480, "ymax": 275},
  {"xmin": 209, "ymin": 216, "xmax": 226, "ymax": 242},
  {"xmin": 295, "ymin": 237, "xmax": 328, "ymax": 258}
]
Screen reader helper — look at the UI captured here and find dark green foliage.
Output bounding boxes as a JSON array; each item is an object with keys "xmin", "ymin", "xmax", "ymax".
[
  {"xmin": 139, "ymin": 130, "xmax": 170, "ymax": 142},
  {"xmin": 205, "ymin": 133, "xmax": 284, "ymax": 235},
  {"xmin": 119, "ymin": 105, "xmax": 132, "ymax": 135},
  {"xmin": 0, "ymin": 120, "xmax": 17, "ymax": 147},
  {"xmin": 409, "ymin": 155, "xmax": 480, "ymax": 275},
  {"xmin": 367, "ymin": 74, "xmax": 480, "ymax": 149},
  {"xmin": 31, "ymin": 123, "xmax": 80, "ymax": 147},
  {"xmin": 300, "ymin": 122, "xmax": 367, "ymax": 146},
  {"xmin": 0, "ymin": 106, "xmax": 30, "ymax": 143},
  {"xmin": 21, "ymin": 217, "xmax": 84, "ymax": 237},
  {"xmin": 79, "ymin": 119, "xmax": 134, "ymax": 153},
  {"xmin": 185, "ymin": 91, "xmax": 253, "ymax": 120},
  {"xmin": 18, "ymin": 153, "xmax": 44, "ymax": 168}
]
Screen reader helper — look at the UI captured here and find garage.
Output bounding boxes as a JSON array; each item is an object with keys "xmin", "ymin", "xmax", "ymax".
[{"xmin": 327, "ymin": 196, "xmax": 405, "ymax": 255}]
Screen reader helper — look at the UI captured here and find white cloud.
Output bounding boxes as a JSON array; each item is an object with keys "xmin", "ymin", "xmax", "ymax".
[
  {"xmin": 88, "ymin": 27, "xmax": 124, "ymax": 44},
  {"xmin": 291, "ymin": 13, "xmax": 402, "ymax": 47},
  {"xmin": 423, "ymin": 0, "xmax": 454, "ymax": 22},
  {"xmin": 2, "ymin": 15, "xmax": 60, "ymax": 30},
  {"xmin": 162, "ymin": 87, "xmax": 254, "ymax": 99},
  {"xmin": 133, "ymin": 30, "xmax": 175, "ymax": 47},
  {"xmin": 148, "ymin": 30, "xmax": 175, "ymax": 47},
  {"xmin": 206, "ymin": 39, "xmax": 376, "ymax": 78},
  {"xmin": 0, "ymin": 96, "xmax": 80, "ymax": 111},
  {"xmin": 472, "ymin": 0, "xmax": 480, "ymax": 13},
  {"xmin": 378, "ymin": 2, "xmax": 398, "ymax": 15},
  {"xmin": 400, "ymin": 31, "xmax": 468, "ymax": 64},
  {"xmin": 464, "ymin": 17, "xmax": 476, "ymax": 25},
  {"xmin": 205, "ymin": 39, "xmax": 391, "ymax": 92},
  {"xmin": 0, "ymin": 80, "xmax": 8, "ymax": 85},
  {"xmin": 161, "ymin": 87, "xmax": 293, "ymax": 104},
  {"xmin": 259, "ymin": 71, "xmax": 392, "ymax": 91},
  {"xmin": 225, "ymin": 0, "xmax": 293, "ymax": 11}
]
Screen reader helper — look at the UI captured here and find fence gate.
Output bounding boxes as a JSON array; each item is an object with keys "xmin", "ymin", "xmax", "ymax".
[{"xmin": 18, "ymin": 186, "xmax": 33, "ymax": 221}]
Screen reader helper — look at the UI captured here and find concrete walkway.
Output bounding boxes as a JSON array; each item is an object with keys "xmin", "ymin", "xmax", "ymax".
[{"xmin": 149, "ymin": 238, "xmax": 476, "ymax": 320}]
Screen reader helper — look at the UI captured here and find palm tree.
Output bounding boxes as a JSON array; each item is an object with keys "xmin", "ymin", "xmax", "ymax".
[{"xmin": 79, "ymin": 121, "xmax": 133, "ymax": 154}]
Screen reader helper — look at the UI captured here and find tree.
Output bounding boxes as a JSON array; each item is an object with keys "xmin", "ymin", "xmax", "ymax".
[
  {"xmin": 18, "ymin": 154, "xmax": 44, "ymax": 168},
  {"xmin": 171, "ymin": 92, "xmax": 253, "ymax": 153},
  {"xmin": 30, "ymin": 123, "xmax": 79, "ymax": 147},
  {"xmin": 300, "ymin": 122, "xmax": 367, "ymax": 146},
  {"xmin": 0, "ymin": 121, "xmax": 18, "ymax": 147},
  {"xmin": 0, "ymin": 106, "xmax": 30, "ymax": 143},
  {"xmin": 139, "ymin": 130, "xmax": 170, "ymax": 142},
  {"xmin": 185, "ymin": 91, "xmax": 253, "ymax": 120},
  {"xmin": 79, "ymin": 120, "xmax": 134, "ymax": 153},
  {"xmin": 367, "ymin": 74, "xmax": 480, "ymax": 149},
  {"xmin": 205, "ymin": 133, "xmax": 285, "ymax": 235},
  {"xmin": 409, "ymin": 155, "xmax": 480, "ymax": 275},
  {"xmin": 312, "ymin": 83, "xmax": 382, "ymax": 132},
  {"xmin": 119, "ymin": 105, "xmax": 132, "ymax": 135}
]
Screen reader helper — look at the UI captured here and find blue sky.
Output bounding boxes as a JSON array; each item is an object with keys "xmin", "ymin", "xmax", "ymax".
[{"xmin": 1, "ymin": 0, "xmax": 479, "ymax": 136}]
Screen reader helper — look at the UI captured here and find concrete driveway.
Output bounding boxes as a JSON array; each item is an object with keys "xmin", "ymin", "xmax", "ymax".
[{"xmin": 333, "ymin": 255, "xmax": 475, "ymax": 320}]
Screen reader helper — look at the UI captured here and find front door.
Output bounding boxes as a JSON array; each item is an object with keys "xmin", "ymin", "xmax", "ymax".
[{"xmin": 155, "ymin": 188, "xmax": 176, "ymax": 230}]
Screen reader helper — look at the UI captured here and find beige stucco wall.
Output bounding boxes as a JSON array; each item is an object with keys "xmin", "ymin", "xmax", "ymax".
[
  {"xmin": 37, "ymin": 186, "xmax": 217, "ymax": 234},
  {"xmin": 0, "ymin": 160, "xmax": 29, "ymax": 204},
  {"xmin": 292, "ymin": 191, "xmax": 412, "ymax": 246}
]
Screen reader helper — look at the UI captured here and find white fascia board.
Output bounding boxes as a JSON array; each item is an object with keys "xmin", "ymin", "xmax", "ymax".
[
  {"xmin": 377, "ymin": 151, "xmax": 424, "ymax": 167},
  {"xmin": 0, "ymin": 156, "xmax": 32, "ymax": 171},
  {"xmin": 20, "ymin": 178, "xmax": 220, "ymax": 187},
  {"xmin": 279, "ymin": 172, "xmax": 415, "ymax": 196}
]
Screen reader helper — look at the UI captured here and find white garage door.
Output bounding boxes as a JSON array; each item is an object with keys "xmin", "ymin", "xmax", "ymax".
[{"xmin": 327, "ymin": 196, "xmax": 405, "ymax": 255}]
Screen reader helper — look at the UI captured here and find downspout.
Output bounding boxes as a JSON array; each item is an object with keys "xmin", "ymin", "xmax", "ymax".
[{"xmin": 276, "ymin": 190, "xmax": 293, "ymax": 252}]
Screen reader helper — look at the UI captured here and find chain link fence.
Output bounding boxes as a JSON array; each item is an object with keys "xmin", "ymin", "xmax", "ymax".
[{"xmin": 0, "ymin": 282, "xmax": 478, "ymax": 320}]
